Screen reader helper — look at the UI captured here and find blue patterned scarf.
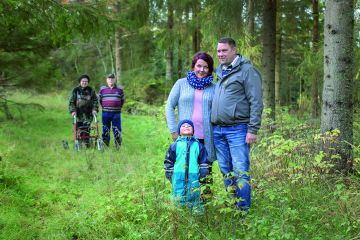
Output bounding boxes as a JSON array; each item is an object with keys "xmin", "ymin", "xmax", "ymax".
[{"xmin": 186, "ymin": 71, "xmax": 213, "ymax": 90}]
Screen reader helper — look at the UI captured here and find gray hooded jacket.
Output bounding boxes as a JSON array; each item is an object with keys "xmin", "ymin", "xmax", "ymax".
[{"xmin": 211, "ymin": 55, "xmax": 263, "ymax": 134}]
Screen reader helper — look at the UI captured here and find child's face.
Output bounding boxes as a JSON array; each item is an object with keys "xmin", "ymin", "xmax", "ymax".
[{"xmin": 180, "ymin": 123, "xmax": 193, "ymax": 136}]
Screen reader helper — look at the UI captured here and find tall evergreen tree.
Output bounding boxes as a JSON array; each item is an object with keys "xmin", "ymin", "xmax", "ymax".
[
  {"xmin": 275, "ymin": 0, "xmax": 282, "ymax": 106},
  {"xmin": 192, "ymin": 0, "xmax": 201, "ymax": 53},
  {"xmin": 165, "ymin": 0, "xmax": 174, "ymax": 81},
  {"xmin": 247, "ymin": 0, "xmax": 255, "ymax": 37},
  {"xmin": 262, "ymin": 0, "xmax": 277, "ymax": 120},
  {"xmin": 311, "ymin": 0, "xmax": 320, "ymax": 118}
]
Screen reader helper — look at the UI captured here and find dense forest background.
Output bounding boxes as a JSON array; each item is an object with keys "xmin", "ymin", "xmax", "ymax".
[
  {"xmin": 1, "ymin": 0, "xmax": 358, "ymax": 106},
  {"xmin": 1, "ymin": 0, "xmax": 359, "ymax": 169}
]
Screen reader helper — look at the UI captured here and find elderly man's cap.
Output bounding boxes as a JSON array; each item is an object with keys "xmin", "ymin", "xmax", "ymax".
[{"xmin": 107, "ymin": 73, "xmax": 115, "ymax": 78}]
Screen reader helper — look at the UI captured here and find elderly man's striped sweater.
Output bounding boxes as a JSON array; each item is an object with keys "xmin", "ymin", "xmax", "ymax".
[{"xmin": 99, "ymin": 85, "xmax": 124, "ymax": 112}]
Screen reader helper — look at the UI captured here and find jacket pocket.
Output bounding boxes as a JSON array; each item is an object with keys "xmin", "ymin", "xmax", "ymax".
[
  {"xmin": 234, "ymin": 102, "xmax": 249, "ymax": 120},
  {"xmin": 220, "ymin": 104, "xmax": 236, "ymax": 122}
]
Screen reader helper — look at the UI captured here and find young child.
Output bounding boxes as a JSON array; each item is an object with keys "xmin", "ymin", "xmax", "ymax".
[{"xmin": 164, "ymin": 119, "xmax": 210, "ymax": 212}]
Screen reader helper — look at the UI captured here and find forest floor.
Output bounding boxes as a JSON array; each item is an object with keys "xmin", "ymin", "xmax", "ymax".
[{"xmin": 0, "ymin": 92, "xmax": 359, "ymax": 240}]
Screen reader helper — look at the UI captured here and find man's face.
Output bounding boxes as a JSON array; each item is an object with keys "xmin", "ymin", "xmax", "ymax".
[
  {"xmin": 106, "ymin": 77, "xmax": 116, "ymax": 88},
  {"xmin": 180, "ymin": 123, "xmax": 193, "ymax": 137},
  {"xmin": 217, "ymin": 42, "xmax": 237, "ymax": 66},
  {"xmin": 80, "ymin": 78, "xmax": 89, "ymax": 88}
]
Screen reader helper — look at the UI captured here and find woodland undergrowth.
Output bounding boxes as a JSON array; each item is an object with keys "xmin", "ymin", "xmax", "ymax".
[{"xmin": 0, "ymin": 92, "xmax": 359, "ymax": 240}]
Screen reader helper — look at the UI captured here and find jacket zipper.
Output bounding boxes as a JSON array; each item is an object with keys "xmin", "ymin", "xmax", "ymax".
[{"xmin": 184, "ymin": 139, "xmax": 191, "ymax": 197}]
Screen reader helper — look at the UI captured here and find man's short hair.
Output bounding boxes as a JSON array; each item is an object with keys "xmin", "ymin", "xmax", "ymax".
[{"xmin": 218, "ymin": 37, "xmax": 236, "ymax": 48}]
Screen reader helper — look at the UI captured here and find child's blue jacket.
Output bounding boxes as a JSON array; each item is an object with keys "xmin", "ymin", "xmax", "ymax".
[{"xmin": 164, "ymin": 136, "xmax": 210, "ymax": 206}]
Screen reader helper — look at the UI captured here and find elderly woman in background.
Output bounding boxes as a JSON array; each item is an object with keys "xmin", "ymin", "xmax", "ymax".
[
  {"xmin": 69, "ymin": 74, "xmax": 98, "ymax": 147},
  {"xmin": 165, "ymin": 52, "xmax": 216, "ymax": 192}
]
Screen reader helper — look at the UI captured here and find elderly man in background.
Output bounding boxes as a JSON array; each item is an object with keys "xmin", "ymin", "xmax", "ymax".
[{"xmin": 99, "ymin": 73, "xmax": 125, "ymax": 148}]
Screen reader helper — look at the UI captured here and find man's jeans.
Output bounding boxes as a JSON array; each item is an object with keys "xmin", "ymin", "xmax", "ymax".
[
  {"xmin": 102, "ymin": 111, "xmax": 122, "ymax": 144},
  {"xmin": 213, "ymin": 124, "xmax": 251, "ymax": 209}
]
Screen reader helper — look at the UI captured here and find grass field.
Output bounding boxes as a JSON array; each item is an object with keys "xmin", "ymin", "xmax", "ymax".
[{"xmin": 0, "ymin": 92, "xmax": 359, "ymax": 240}]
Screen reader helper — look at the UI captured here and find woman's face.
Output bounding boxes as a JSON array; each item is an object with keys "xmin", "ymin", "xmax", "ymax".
[
  {"xmin": 193, "ymin": 59, "xmax": 209, "ymax": 79},
  {"xmin": 80, "ymin": 78, "xmax": 89, "ymax": 88}
]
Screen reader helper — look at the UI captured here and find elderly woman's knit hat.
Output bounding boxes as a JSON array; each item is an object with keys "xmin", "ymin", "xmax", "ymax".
[
  {"xmin": 78, "ymin": 74, "xmax": 90, "ymax": 83},
  {"xmin": 177, "ymin": 119, "xmax": 195, "ymax": 135}
]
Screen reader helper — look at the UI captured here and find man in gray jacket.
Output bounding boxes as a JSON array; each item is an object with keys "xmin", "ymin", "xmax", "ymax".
[{"xmin": 211, "ymin": 37, "xmax": 263, "ymax": 212}]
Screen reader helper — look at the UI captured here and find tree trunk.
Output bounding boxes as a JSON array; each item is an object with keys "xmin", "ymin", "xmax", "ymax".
[
  {"xmin": 321, "ymin": 0, "xmax": 354, "ymax": 172},
  {"xmin": 177, "ymin": 38, "xmax": 183, "ymax": 79},
  {"xmin": 312, "ymin": 0, "xmax": 320, "ymax": 48},
  {"xmin": 96, "ymin": 44, "xmax": 107, "ymax": 74},
  {"xmin": 108, "ymin": 39, "xmax": 115, "ymax": 73},
  {"xmin": 275, "ymin": 34, "xmax": 281, "ymax": 106},
  {"xmin": 300, "ymin": 78, "xmax": 305, "ymax": 95},
  {"xmin": 247, "ymin": 0, "xmax": 254, "ymax": 37},
  {"xmin": 165, "ymin": 0, "xmax": 174, "ymax": 81},
  {"xmin": 2, "ymin": 98, "xmax": 13, "ymax": 120},
  {"xmin": 275, "ymin": 0, "xmax": 281, "ymax": 106},
  {"xmin": 114, "ymin": 30, "xmax": 122, "ymax": 85},
  {"xmin": 286, "ymin": 74, "xmax": 291, "ymax": 105},
  {"xmin": 185, "ymin": 10, "xmax": 191, "ymax": 69},
  {"xmin": 74, "ymin": 57, "xmax": 79, "ymax": 74},
  {"xmin": 311, "ymin": 0, "xmax": 320, "ymax": 118},
  {"xmin": 0, "ymin": 73, "xmax": 13, "ymax": 120},
  {"xmin": 192, "ymin": 0, "xmax": 201, "ymax": 53},
  {"xmin": 238, "ymin": 0, "xmax": 244, "ymax": 35},
  {"xmin": 261, "ymin": 0, "xmax": 277, "ymax": 120},
  {"xmin": 246, "ymin": 0, "xmax": 255, "ymax": 61},
  {"xmin": 114, "ymin": 1, "xmax": 122, "ymax": 85}
]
